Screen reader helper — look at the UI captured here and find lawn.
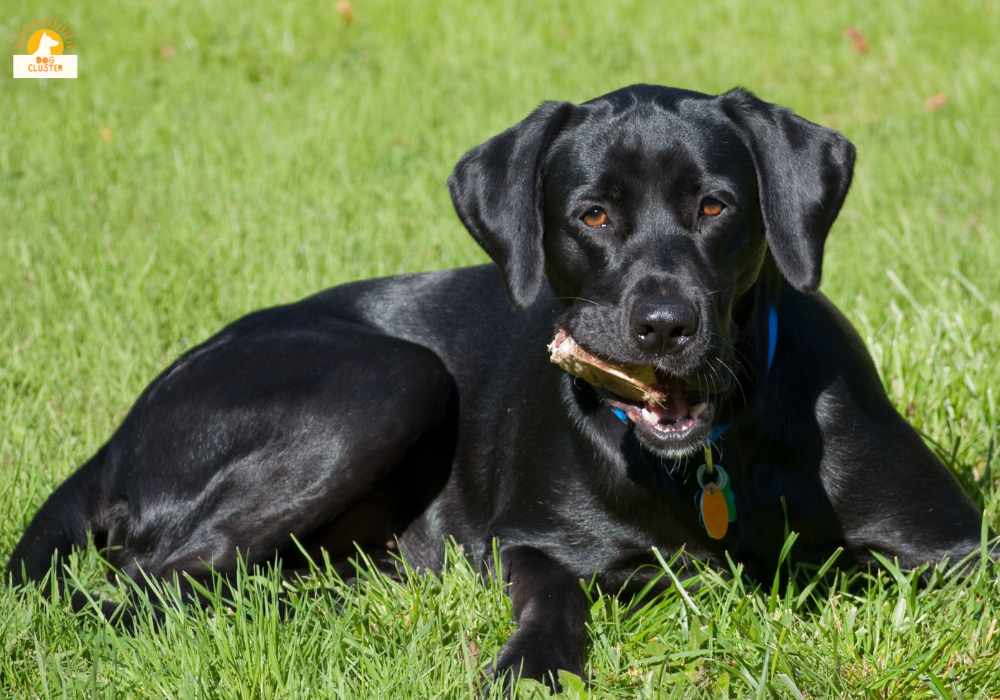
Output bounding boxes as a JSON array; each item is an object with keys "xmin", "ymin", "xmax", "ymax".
[{"xmin": 2, "ymin": 0, "xmax": 998, "ymax": 696}]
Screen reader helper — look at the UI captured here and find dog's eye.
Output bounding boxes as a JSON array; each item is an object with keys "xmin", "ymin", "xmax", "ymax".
[
  {"xmin": 581, "ymin": 207, "xmax": 610, "ymax": 228},
  {"xmin": 700, "ymin": 198, "xmax": 725, "ymax": 217}
]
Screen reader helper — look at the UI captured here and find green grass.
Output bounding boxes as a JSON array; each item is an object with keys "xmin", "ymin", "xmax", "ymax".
[{"xmin": 1, "ymin": 0, "xmax": 998, "ymax": 696}]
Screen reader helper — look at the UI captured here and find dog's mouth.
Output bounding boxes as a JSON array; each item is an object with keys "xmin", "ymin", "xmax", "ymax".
[{"xmin": 548, "ymin": 329, "xmax": 717, "ymax": 454}]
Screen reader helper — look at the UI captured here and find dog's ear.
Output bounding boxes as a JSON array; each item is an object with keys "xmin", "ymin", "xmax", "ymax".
[
  {"xmin": 720, "ymin": 89, "xmax": 856, "ymax": 292},
  {"xmin": 448, "ymin": 101, "xmax": 575, "ymax": 308}
]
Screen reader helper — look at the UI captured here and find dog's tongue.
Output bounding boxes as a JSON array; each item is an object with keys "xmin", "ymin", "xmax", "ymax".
[{"xmin": 642, "ymin": 385, "xmax": 689, "ymax": 419}]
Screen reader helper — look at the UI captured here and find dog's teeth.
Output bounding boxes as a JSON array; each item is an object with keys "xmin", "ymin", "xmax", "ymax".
[
  {"xmin": 690, "ymin": 402, "xmax": 708, "ymax": 419},
  {"xmin": 641, "ymin": 407, "xmax": 658, "ymax": 424}
]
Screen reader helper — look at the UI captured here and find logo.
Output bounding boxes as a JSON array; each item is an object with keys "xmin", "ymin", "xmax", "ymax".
[{"xmin": 13, "ymin": 19, "xmax": 77, "ymax": 79}]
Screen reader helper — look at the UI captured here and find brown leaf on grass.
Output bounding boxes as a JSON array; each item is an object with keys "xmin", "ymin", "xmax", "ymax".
[
  {"xmin": 466, "ymin": 638, "xmax": 480, "ymax": 659},
  {"xmin": 844, "ymin": 26, "xmax": 869, "ymax": 54},
  {"xmin": 99, "ymin": 127, "xmax": 113, "ymax": 143},
  {"xmin": 336, "ymin": 0, "xmax": 354, "ymax": 25},
  {"xmin": 972, "ymin": 458, "xmax": 988, "ymax": 481},
  {"xmin": 160, "ymin": 44, "xmax": 175, "ymax": 62},
  {"xmin": 925, "ymin": 93, "xmax": 948, "ymax": 111}
]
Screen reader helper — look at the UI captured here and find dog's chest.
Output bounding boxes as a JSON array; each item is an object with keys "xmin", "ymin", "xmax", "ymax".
[{"xmin": 586, "ymin": 455, "xmax": 809, "ymax": 580}]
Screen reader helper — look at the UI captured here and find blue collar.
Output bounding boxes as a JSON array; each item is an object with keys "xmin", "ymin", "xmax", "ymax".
[{"xmin": 707, "ymin": 303, "xmax": 778, "ymax": 443}]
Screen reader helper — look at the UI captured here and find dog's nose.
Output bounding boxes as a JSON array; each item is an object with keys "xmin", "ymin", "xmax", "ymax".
[{"xmin": 630, "ymin": 301, "xmax": 699, "ymax": 353}]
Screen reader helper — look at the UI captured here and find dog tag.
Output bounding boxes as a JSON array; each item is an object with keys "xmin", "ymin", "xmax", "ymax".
[
  {"xmin": 697, "ymin": 462, "xmax": 732, "ymax": 540},
  {"xmin": 700, "ymin": 484, "xmax": 729, "ymax": 540}
]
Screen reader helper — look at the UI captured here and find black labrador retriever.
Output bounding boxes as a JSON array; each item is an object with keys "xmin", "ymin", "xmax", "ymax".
[{"xmin": 6, "ymin": 84, "xmax": 984, "ymax": 685}]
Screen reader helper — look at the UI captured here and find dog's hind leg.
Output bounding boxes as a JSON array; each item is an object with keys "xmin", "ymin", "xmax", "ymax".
[
  {"xmin": 111, "ymin": 327, "xmax": 454, "ymax": 575},
  {"xmin": 6, "ymin": 317, "xmax": 457, "ymax": 621}
]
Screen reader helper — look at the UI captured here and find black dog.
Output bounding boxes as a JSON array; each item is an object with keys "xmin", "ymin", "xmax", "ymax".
[{"xmin": 7, "ymin": 84, "xmax": 984, "ymax": 685}]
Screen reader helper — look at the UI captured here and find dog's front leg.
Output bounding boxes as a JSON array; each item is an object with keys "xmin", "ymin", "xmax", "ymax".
[{"xmin": 490, "ymin": 545, "xmax": 589, "ymax": 690}]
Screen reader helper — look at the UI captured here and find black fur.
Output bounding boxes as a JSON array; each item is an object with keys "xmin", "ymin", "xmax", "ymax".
[{"xmin": 6, "ymin": 84, "xmax": 984, "ymax": 688}]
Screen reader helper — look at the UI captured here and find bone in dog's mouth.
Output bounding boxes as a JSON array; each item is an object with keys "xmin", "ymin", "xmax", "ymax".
[{"xmin": 547, "ymin": 329, "xmax": 715, "ymax": 439}]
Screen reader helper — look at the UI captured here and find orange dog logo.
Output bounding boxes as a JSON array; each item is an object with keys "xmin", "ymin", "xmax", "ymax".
[{"xmin": 13, "ymin": 19, "xmax": 77, "ymax": 79}]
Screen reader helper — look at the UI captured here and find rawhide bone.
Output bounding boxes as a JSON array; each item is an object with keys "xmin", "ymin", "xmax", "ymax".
[{"xmin": 547, "ymin": 329, "xmax": 668, "ymax": 405}]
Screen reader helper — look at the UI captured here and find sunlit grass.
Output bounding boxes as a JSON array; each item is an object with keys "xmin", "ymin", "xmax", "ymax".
[{"xmin": 1, "ymin": 0, "xmax": 998, "ymax": 696}]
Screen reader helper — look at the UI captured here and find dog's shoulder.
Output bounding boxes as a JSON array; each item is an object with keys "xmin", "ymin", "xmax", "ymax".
[{"xmin": 774, "ymin": 289, "xmax": 900, "ymax": 428}]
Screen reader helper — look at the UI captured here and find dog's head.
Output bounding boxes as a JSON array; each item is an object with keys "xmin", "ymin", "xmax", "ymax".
[{"xmin": 449, "ymin": 85, "xmax": 855, "ymax": 458}]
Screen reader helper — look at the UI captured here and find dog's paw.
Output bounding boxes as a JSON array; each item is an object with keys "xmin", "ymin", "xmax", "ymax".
[{"xmin": 486, "ymin": 630, "xmax": 583, "ymax": 696}]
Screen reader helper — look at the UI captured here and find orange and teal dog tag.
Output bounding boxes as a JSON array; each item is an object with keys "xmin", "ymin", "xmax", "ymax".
[{"xmin": 696, "ymin": 448, "xmax": 735, "ymax": 540}]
